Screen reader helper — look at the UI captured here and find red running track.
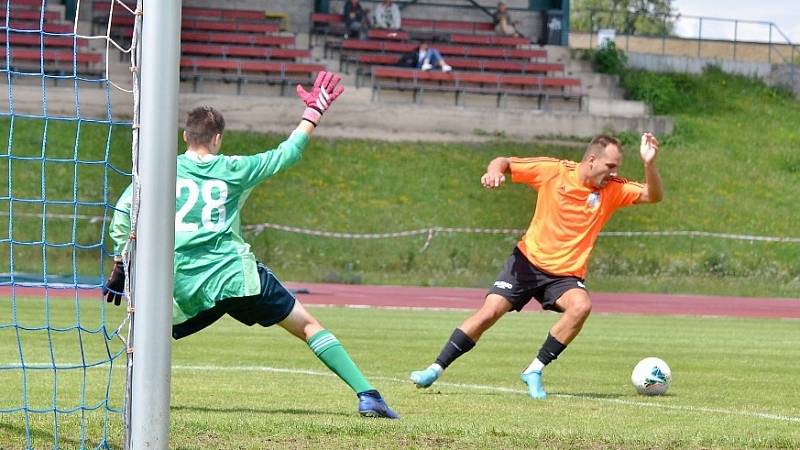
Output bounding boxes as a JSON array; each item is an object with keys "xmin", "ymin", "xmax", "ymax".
[
  {"xmin": 3, "ymin": 284, "xmax": 800, "ymax": 319},
  {"xmin": 283, "ymin": 282, "xmax": 800, "ymax": 319}
]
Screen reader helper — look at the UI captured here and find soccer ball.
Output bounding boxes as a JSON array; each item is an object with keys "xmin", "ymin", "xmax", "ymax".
[{"xmin": 631, "ymin": 357, "xmax": 672, "ymax": 396}]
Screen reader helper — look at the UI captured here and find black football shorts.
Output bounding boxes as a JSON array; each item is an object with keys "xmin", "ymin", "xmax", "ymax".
[{"xmin": 487, "ymin": 247, "xmax": 587, "ymax": 312}]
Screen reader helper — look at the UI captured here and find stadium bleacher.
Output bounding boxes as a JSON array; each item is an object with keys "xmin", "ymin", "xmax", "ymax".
[
  {"xmin": 90, "ymin": 1, "xmax": 322, "ymax": 94},
  {"xmin": 177, "ymin": 30, "xmax": 318, "ymax": 93},
  {"xmin": 339, "ymin": 40, "xmax": 548, "ymax": 65},
  {"xmin": 367, "ymin": 29, "xmax": 411, "ymax": 41},
  {"xmin": 3, "ymin": 20, "xmax": 74, "ymax": 34},
  {"xmin": 332, "ymin": 39, "xmax": 580, "ymax": 109},
  {"xmin": 370, "ymin": 67, "xmax": 582, "ymax": 109},
  {"xmin": 0, "ymin": 33, "xmax": 89, "ymax": 49},
  {"xmin": 309, "ymin": 7, "xmax": 582, "ymax": 110},
  {"xmin": 92, "ymin": 3, "xmax": 281, "ymax": 39},
  {"xmin": 181, "ymin": 44, "xmax": 311, "ymax": 61},
  {"xmin": 181, "ymin": 19, "xmax": 280, "ymax": 34},
  {"xmin": 448, "ymin": 33, "xmax": 529, "ymax": 47},
  {"xmin": 310, "ymin": 12, "xmax": 497, "ymax": 46},
  {"xmin": 352, "ymin": 54, "xmax": 565, "ymax": 87},
  {"xmin": 84, "ymin": 2, "xmax": 584, "ymax": 108},
  {"xmin": 319, "ymin": 14, "xmax": 501, "ymax": 56},
  {"xmin": 180, "ymin": 31, "xmax": 295, "ymax": 47},
  {"xmin": 0, "ymin": 8, "xmax": 60, "ymax": 22},
  {"xmin": 10, "ymin": 48, "xmax": 103, "ymax": 73},
  {"xmin": 91, "ymin": 2, "xmax": 277, "ymax": 32},
  {"xmin": 180, "ymin": 58, "xmax": 326, "ymax": 95},
  {"xmin": 1, "ymin": 1, "xmax": 104, "ymax": 79}
]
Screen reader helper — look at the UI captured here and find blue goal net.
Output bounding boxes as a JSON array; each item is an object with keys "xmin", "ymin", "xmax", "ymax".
[{"xmin": 0, "ymin": 1, "xmax": 140, "ymax": 448}]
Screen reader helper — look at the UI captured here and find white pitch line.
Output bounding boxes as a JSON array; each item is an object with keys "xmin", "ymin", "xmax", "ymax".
[
  {"xmin": 5, "ymin": 361, "xmax": 797, "ymax": 423},
  {"xmin": 171, "ymin": 364, "xmax": 800, "ymax": 424}
]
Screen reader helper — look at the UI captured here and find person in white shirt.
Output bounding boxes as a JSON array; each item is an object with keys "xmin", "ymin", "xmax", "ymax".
[{"xmin": 373, "ymin": 0, "xmax": 401, "ymax": 29}]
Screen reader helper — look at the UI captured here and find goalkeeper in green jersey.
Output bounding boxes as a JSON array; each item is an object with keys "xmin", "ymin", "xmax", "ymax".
[{"xmin": 104, "ymin": 72, "xmax": 398, "ymax": 419}]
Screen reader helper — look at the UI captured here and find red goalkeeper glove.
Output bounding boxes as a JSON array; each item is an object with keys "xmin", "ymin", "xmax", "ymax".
[{"xmin": 296, "ymin": 71, "xmax": 344, "ymax": 127}]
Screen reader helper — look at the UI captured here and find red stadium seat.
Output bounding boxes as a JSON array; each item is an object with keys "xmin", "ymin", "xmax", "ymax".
[
  {"xmin": 182, "ymin": 19, "xmax": 279, "ymax": 34},
  {"xmin": 403, "ymin": 18, "xmax": 495, "ymax": 34},
  {"xmin": 179, "ymin": 57, "xmax": 325, "ymax": 95},
  {"xmin": 449, "ymin": 33, "xmax": 529, "ymax": 47},
  {"xmin": 8, "ymin": 46, "xmax": 104, "ymax": 80},
  {"xmin": 0, "ymin": 33, "xmax": 89, "ymax": 48},
  {"xmin": 3, "ymin": 20, "xmax": 74, "ymax": 34},
  {"xmin": 370, "ymin": 67, "xmax": 583, "ymax": 110},
  {"xmin": 0, "ymin": 8, "xmax": 60, "ymax": 21},
  {"xmin": 350, "ymin": 54, "xmax": 565, "ymax": 87},
  {"xmin": 181, "ymin": 43, "xmax": 309, "ymax": 61},
  {"xmin": 181, "ymin": 31, "xmax": 294, "ymax": 47},
  {"xmin": 367, "ymin": 29, "xmax": 410, "ymax": 41}
]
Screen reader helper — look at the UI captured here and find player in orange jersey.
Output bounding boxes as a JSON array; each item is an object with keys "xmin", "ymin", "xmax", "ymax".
[{"xmin": 410, "ymin": 133, "xmax": 663, "ymax": 399}]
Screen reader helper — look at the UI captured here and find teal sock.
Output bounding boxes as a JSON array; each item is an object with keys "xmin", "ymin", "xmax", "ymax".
[{"xmin": 307, "ymin": 330, "xmax": 373, "ymax": 394}]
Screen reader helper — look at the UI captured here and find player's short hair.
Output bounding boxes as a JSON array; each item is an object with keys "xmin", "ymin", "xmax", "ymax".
[
  {"xmin": 583, "ymin": 134, "xmax": 621, "ymax": 161},
  {"xmin": 184, "ymin": 105, "xmax": 225, "ymax": 146}
]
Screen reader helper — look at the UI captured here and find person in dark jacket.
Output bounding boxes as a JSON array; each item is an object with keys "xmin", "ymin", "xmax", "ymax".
[
  {"xmin": 343, "ymin": 0, "xmax": 369, "ymax": 39},
  {"xmin": 397, "ymin": 42, "xmax": 452, "ymax": 72}
]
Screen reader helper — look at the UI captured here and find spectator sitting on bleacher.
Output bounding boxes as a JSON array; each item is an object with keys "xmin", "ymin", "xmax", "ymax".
[
  {"xmin": 397, "ymin": 42, "xmax": 452, "ymax": 72},
  {"xmin": 493, "ymin": 2, "xmax": 520, "ymax": 37},
  {"xmin": 373, "ymin": 0, "xmax": 401, "ymax": 30},
  {"xmin": 343, "ymin": 0, "xmax": 369, "ymax": 39}
]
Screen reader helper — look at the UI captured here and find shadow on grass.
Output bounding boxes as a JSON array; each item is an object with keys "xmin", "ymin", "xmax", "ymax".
[
  {"xmin": 171, "ymin": 404, "xmax": 351, "ymax": 417},
  {"xmin": 412, "ymin": 390, "xmax": 517, "ymax": 397},
  {"xmin": 552, "ymin": 391, "xmax": 626, "ymax": 399},
  {"xmin": 420, "ymin": 390, "xmax": 628, "ymax": 400},
  {"xmin": 0, "ymin": 421, "xmax": 112, "ymax": 449}
]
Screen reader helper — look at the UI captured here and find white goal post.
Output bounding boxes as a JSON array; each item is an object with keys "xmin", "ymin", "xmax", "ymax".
[{"xmin": 127, "ymin": 0, "xmax": 181, "ymax": 448}]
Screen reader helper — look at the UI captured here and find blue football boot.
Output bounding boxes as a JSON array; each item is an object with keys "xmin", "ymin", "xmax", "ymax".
[
  {"xmin": 409, "ymin": 365, "xmax": 441, "ymax": 388},
  {"xmin": 357, "ymin": 390, "xmax": 399, "ymax": 419},
  {"xmin": 520, "ymin": 370, "xmax": 547, "ymax": 400}
]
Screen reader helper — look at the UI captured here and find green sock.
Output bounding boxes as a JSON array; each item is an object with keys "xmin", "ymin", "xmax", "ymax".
[{"xmin": 307, "ymin": 330, "xmax": 374, "ymax": 394}]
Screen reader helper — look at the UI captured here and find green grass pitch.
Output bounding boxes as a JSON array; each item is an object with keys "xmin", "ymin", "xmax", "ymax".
[{"xmin": 1, "ymin": 297, "xmax": 799, "ymax": 449}]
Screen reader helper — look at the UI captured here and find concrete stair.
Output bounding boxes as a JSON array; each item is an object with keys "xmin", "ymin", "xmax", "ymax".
[
  {"xmin": 16, "ymin": 27, "xmax": 671, "ymax": 141},
  {"xmin": 189, "ymin": 33, "xmax": 672, "ymax": 139},
  {"xmin": 296, "ymin": 35, "xmax": 672, "ymax": 139}
]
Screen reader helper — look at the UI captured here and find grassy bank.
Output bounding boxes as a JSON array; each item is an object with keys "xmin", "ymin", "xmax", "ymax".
[{"xmin": 1, "ymin": 67, "xmax": 798, "ymax": 297}]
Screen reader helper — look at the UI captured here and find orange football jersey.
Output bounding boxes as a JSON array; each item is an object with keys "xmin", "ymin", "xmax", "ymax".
[{"xmin": 509, "ymin": 157, "xmax": 643, "ymax": 278}]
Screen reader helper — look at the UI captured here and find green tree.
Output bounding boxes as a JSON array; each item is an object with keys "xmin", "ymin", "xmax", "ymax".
[{"xmin": 571, "ymin": 0, "xmax": 676, "ymax": 36}]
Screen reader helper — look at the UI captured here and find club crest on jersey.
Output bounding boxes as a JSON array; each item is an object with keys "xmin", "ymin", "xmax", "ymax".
[{"xmin": 587, "ymin": 192, "xmax": 600, "ymax": 210}]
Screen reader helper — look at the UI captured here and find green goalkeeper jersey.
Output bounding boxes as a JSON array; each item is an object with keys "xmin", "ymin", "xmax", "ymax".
[{"xmin": 110, "ymin": 130, "xmax": 309, "ymax": 324}]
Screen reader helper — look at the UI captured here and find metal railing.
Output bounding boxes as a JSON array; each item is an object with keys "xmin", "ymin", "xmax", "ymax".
[
  {"xmin": 572, "ymin": 8, "xmax": 798, "ymax": 65},
  {"xmin": 571, "ymin": 8, "xmax": 798, "ymax": 88}
]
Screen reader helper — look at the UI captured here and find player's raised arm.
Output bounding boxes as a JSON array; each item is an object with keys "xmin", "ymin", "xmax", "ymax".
[
  {"xmin": 295, "ymin": 71, "xmax": 345, "ymax": 136},
  {"xmin": 481, "ymin": 157, "xmax": 511, "ymax": 189},
  {"xmin": 234, "ymin": 73, "xmax": 345, "ymax": 187},
  {"xmin": 635, "ymin": 132, "xmax": 663, "ymax": 204}
]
